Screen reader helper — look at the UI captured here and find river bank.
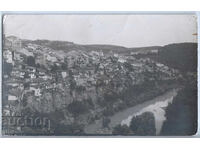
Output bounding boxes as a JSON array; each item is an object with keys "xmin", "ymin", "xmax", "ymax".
[{"xmin": 84, "ymin": 88, "xmax": 179, "ymax": 134}]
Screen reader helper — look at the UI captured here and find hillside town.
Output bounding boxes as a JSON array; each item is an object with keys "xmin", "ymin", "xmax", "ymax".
[{"xmin": 2, "ymin": 36, "xmax": 181, "ymax": 135}]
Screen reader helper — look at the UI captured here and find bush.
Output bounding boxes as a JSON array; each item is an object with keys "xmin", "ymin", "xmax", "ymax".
[
  {"xmin": 112, "ymin": 124, "xmax": 133, "ymax": 135},
  {"xmin": 26, "ymin": 56, "xmax": 35, "ymax": 66},
  {"xmin": 3, "ymin": 62, "xmax": 13, "ymax": 76},
  {"xmin": 54, "ymin": 123, "xmax": 84, "ymax": 135},
  {"xmin": 102, "ymin": 106, "xmax": 114, "ymax": 116},
  {"xmin": 103, "ymin": 92, "xmax": 118, "ymax": 104},
  {"xmin": 130, "ymin": 112, "xmax": 156, "ymax": 135},
  {"xmin": 157, "ymin": 43, "xmax": 197, "ymax": 73},
  {"xmin": 102, "ymin": 117, "xmax": 111, "ymax": 128},
  {"xmin": 67, "ymin": 101, "xmax": 88, "ymax": 117}
]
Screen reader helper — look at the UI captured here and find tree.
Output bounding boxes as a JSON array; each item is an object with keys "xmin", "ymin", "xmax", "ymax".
[
  {"xmin": 54, "ymin": 123, "xmax": 84, "ymax": 135},
  {"xmin": 61, "ymin": 63, "xmax": 68, "ymax": 70},
  {"xmin": 124, "ymin": 62, "xmax": 134, "ymax": 72},
  {"xmin": 157, "ymin": 43, "xmax": 197, "ymax": 73},
  {"xmin": 67, "ymin": 101, "xmax": 88, "ymax": 117},
  {"xmin": 23, "ymin": 82, "xmax": 30, "ymax": 89},
  {"xmin": 51, "ymin": 64, "xmax": 58, "ymax": 72},
  {"xmin": 24, "ymin": 72, "xmax": 29, "ymax": 79},
  {"xmin": 112, "ymin": 124, "xmax": 133, "ymax": 135},
  {"xmin": 130, "ymin": 112, "xmax": 156, "ymax": 135},
  {"xmin": 102, "ymin": 117, "xmax": 111, "ymax": 128},
  {"xmin": 26, "ymin": 56, "xmax": 35, "ymax": 66},
  {"xmin": 3, "ymin": 62, "xmax": 13, "ymax": 76}
]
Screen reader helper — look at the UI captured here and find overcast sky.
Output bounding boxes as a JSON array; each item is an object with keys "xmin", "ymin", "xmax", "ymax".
[{"xmin": 3, "ymin": 14, "xmax": 197, "ymax": 47}]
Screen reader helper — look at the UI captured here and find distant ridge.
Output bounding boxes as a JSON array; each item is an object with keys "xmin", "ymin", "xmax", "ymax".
[{"xmin": 16, "ymin": 37, "xmax": 197, "ymax": 56}]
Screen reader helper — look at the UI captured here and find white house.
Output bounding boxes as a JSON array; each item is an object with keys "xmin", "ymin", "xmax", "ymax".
[
  {"xmin": 30, "ymin": 73, "xmax": 36, "ymax": 79},
  {"xmin": 8, "ymin": 95, "xmax": 18, "ymax": 101},
  {"xmin": 30, "ymin": 87, "xmax": 41, "ymax": 97},
  {"xmin": 61, "ymin": 72, "xmax": 67, "ymax": 78},
  {"xmin": 3, "ymin": 50, "xmax": 13, "ymax": 64}
]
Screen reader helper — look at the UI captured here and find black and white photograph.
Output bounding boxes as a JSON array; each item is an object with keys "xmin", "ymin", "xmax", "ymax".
[{"xmin": 2, "ymin": 14, "xmax": 198, "ymax": 136}]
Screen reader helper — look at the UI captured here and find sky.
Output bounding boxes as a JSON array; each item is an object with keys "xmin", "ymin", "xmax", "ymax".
[{"xmin": 3, "ymin": 14, "xmax": 197, "ymax": 47}]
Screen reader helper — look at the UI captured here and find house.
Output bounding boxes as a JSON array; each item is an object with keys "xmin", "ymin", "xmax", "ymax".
[
  {"xmin": 11, "ymin": 70, "xmax": 20, "ymax": 77},
  {"xmin": 132, "ymin": 63, "xmax": 143, "ymax": 67},
  {"xmin": 41, "ymin": 75, "xmax": 50, "ymax": 81},
  {"xmin": 20, "ymin": 72, "xmax": 25, "ymax": 78},
  {"xmin": 27, "ymin": 43, "xmax": 36, "ymax": 50},
  {"xmin": 3, "ymin": 108, "xmax": 10, "ymax": 116},
  {"xmin": 156, "ymin": 63, "xmax": 164, "ymax": 67},
  {"xmin": 27, "ymin": 66, "xmax": 36, "ymax": 73},
  {"xmin": 19, "ymin": 48, "xmax": 34, "ymax": 57},
  {"xmin": 131, "ymin": 51, "xmax": 139, "ymax": 55},
  {"xmin": 3, "ymin": 50, "xmax": 13, "ymax": 64},
  {"xmin": 97, "ymin": 75, "xmax": 110, "ymax": 85},
  {"xmin": 46, "ymin": 54, "xmax": 57, "ymax": 63},
  {"xmin": 19, "ymin": 84, "xmax": 24, "ymax": 90},
  {"xmin": 35, "ymin": 88, "xmax": 41, "ymax": 97},
  {"xmin": 8, "ymin": 95, "xmax": 18, "ymax": 101},
  {"xmin": 87, "ymin": 77, "xmax": 96, "ymax": 85},
  {"xmin": 5, "ymin": 36, "xmax": 22, "ymax": 50},
  {"xmin": 114, "ymin": 53, "xmax": 119, "ymax": 57},
  {"xmin": 14, "ymin": 52, "xmax": 24, "ymax": 62},
  {"xmin": 61, "ymin": 71, "xmax": 67, "ymax": 78},
  {"xmin": 46, "ymin": 84, "xmax": 53, "ymax": 89},
  {"xmin": 118, "ymin": 57, "xmax": 126, "ymax": 63},
  {"xmin": 35, "ymin": 54, "xmax": 46, "ymax": 66},
  {"xmin": 99, "ymin": 51, "xmax": 104, "ymax": 57},
  {"xmin": 30, "ymin": 73, "xmax": 36, "ymax": 79},
  {"xmin": 3, "ymin": 74, "xmax": 9, "ymax": 79},
  {"xmin": 4, "ymin": 38, "xmax": 12, "ymax": 49},
  {"xmin": 90, "ymin": 51, "xmax": 100, "ymax": 56},
  {"xmin": 150, "ymin": 49, "xmax": 158, "ymax": 53},
  {"xmin": 7, "ymin": 83, "xmax": 19, "ymax": 88},
  {"xmin": 74, "ymin": 75, "xmax": 87, "ymax": 86},
  {"xmin": 30, "ymin": 87, "xmax": 41, "ymax": 97},
  {"xmin": 38, "ymin": 69, "xmax": 46, "ymax": 76}
]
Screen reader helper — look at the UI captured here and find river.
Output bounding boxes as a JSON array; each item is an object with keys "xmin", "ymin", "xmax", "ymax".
[{"xmin": 84, "ymin": 88, "xmax": 179, "ymax": 135}]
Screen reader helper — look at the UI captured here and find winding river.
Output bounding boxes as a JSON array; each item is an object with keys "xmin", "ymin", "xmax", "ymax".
[{"xmin": 84, "ymin": 88, "xmax": 179, "ymax": 135}]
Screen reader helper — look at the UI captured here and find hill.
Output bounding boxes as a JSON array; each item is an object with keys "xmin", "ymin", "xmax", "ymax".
[
  {"xmin": 22, "ymin": 39, "xmax": 162, "ymax": 54},
  {"xmin": 134, "ymin": 43, "xmax": 197, "ymax": 73},
  {"xmin": 157, "ymin": 43, "xmax": 197, "ymax": 72}
]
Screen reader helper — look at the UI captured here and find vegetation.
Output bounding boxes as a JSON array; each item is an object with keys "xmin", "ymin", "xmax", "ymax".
[
  {"xmin": 161, "ymin": 83, "xmax": 197, "ymax": 135},
  {"xmin": 102, "ymin": 117, "xmax": 111, "ymax": 128},
  {"xmin": 113, "ymin": 124, "xmax": 133, "ymax": 135},
  {"xmin": 26, "ymin": 56, "xmax": 36, "ymax": 66},
  {"xmin": 157, "ymin": 43, "xmax": 197, "ymax": 72},
  {"xmin": 130, "ymin": 112, "xmax": 156, "ymax": 135},
  {"xmin": 55, "ymin": 124, "xmax": 84, "ymax": 135},
  {"xmin": 3, "ymin": 62, "xmax": 13, "ymax": 76},
  {"xmin": 112, "ymin": 112, "xmax": 156, "ymax": 135},
  {"xmin": 157, "ymin": 43, "xmax": 198, "ymax": 135},
  {"xmin": 67, "ymin": 101, "xmax": 89, "ymax": 117},
  {"xmin": 5, "ymin": 37, "xmax": 197, "ymax": 135},
  {"xmin": 135, "ymin": 43, "xmax": 197, "ymax": 73}
]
